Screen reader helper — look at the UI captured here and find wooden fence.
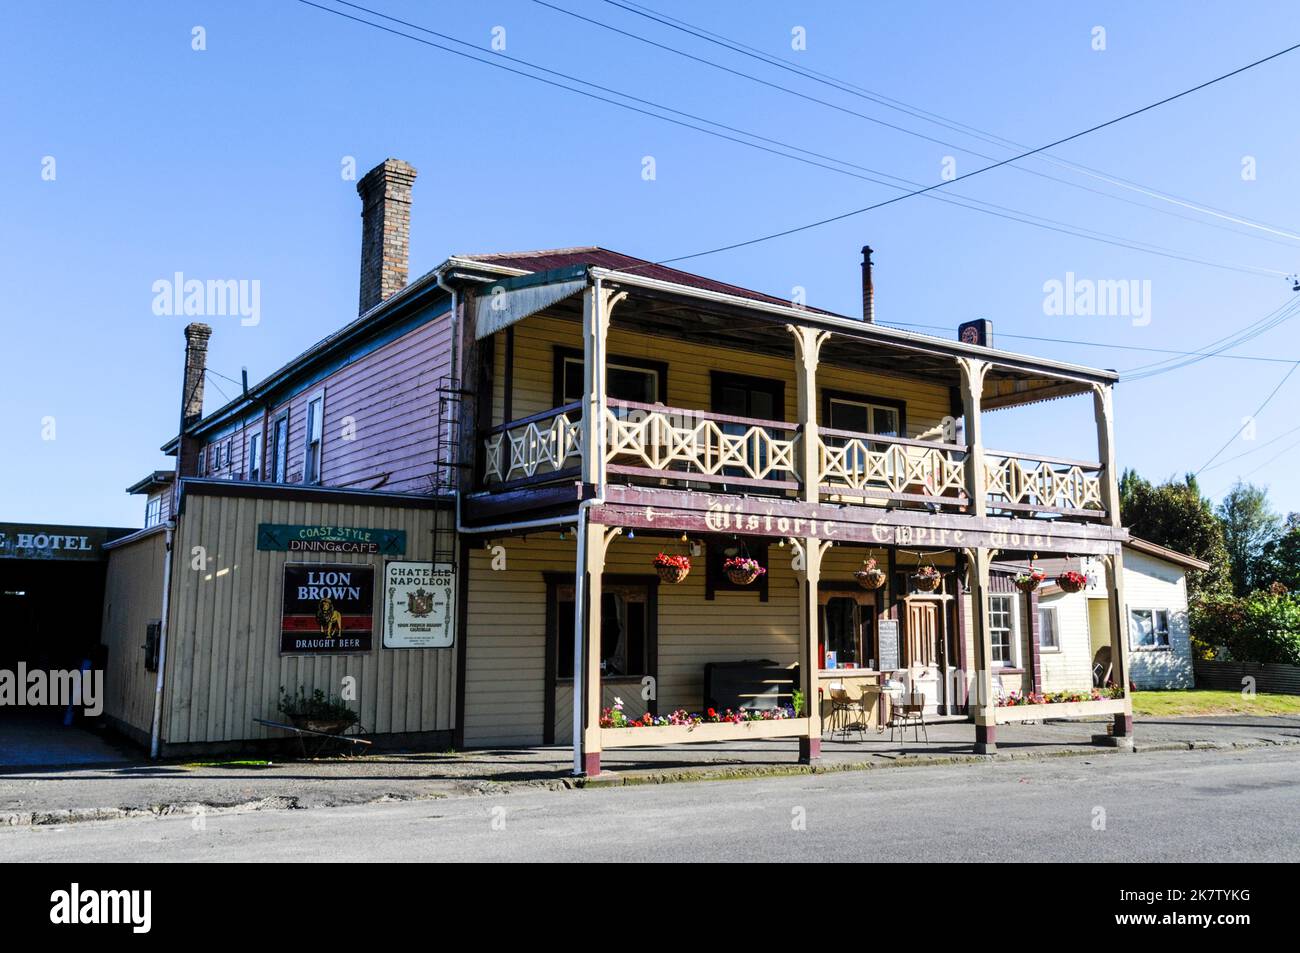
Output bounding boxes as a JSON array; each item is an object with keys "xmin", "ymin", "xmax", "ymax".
[{"xmin": 1194, "ymin": 660, "xmax": 1300, "ymax": 695}]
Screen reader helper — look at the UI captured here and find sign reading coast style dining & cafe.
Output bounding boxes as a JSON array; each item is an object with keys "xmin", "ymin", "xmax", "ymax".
[
  {"xmin": 280, "ymin": 564, "xmax": 375, "ymax": 654},
  {"xmin": 258, "ymin": 523, "xmax": 406, "ymax": 555}
]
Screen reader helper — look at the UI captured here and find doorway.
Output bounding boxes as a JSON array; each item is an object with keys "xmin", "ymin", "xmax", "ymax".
[{"xmin": 903, "ymin": 597, "xmax": 954, "ymax": 713}]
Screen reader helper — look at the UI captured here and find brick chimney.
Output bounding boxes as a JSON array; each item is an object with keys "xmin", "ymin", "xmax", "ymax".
[
  {"xmin": 357, "ymin": 158, "xmax": 418, "ymax": 314},
  {"xmin": 861, "ymin": 245, "xmax": 875, "ymax": 323},
  {"xmin": 176, "ymin": 322, "xmax": 212, "ymax": 480}
]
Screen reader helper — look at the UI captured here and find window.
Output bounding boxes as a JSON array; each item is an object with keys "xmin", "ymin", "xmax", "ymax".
[
  {"xmin": 1038, "ymin": 605, "xmax": 1060, "ymax": 651},
  {"xmin": 305, "ymin": 394, "xmax": 324, "ymax": 484},
  {"xmin": 989, "ymin": 594, "xmax": 1019, "ymax": 667},
  {"xmin": 144, "ymin": 496, "xmax": 162, "ymax": 528},
  {"xmin": 1130, "ymin": 608, "xmax": 1171, "ymax": 649},
  {"xmin": 827, "ymin": 396, "xmax": 902, "ymax": 438},
  {"xmin": 247, "ymin": 432, "xmax": 262, "ymax": 482},
  {"xmin": 197, "ymin": 445, "xmax": 207, "ymax": 477},
  {"xmin": 271, "ymin": 413, "xmax": 289, "ymax": 483},
  {"xmin": 555, "ymin": 584, "xmax": 650, "ymax": 679},
  {"xmin": 711, "ymin": 373, "xmax": 785, "ymax": 479},
  {"xmin": 559, "ymin": 353, "xmax": 662, "ymax": 406}
]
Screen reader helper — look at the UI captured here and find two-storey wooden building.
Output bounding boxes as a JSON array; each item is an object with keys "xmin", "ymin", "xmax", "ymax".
[{"xmin": 103, "ymin": 159, "xmax": 1133, "ymax": 771}]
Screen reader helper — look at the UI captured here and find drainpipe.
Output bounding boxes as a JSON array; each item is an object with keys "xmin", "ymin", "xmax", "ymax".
[{"xmin": 149, "ymin": 521, "xmax": 175, "ymax": 759}]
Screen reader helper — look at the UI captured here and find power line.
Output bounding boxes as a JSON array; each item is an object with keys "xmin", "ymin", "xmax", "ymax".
[
  {"xmin": 300, "ymin": 0, "xmax": 1288, "ymax": 280},
  {"xmin": 1120, "ymin": 297, "xmax": 1300, "ymax": 379},
  {"xmin": 605, "ymin": 0, "xmax": 1300, "ymax": 245},
  {"xmin": 625, "ymin": 36, "xmax": 1300, "ymax": 267},
  {"xmin": 1200, "ymin": 421, "xmax": 1300, "ymax": 472},
  {"xmin": 538, "ymin": 0, "xmax": 1300, "ymax": 255},
  {"xmin": 1193, "ymin": 360, "xmax": 1300, "ymax": 475},
  {"xmin": 1243, "ymin": 434, "xmax": 1300, "ymax": 478}
]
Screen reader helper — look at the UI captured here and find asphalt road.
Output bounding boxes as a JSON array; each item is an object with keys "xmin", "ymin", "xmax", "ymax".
[{"xmin": 4, "ymin": 746, "xmax": 1297, "ymax": 862}]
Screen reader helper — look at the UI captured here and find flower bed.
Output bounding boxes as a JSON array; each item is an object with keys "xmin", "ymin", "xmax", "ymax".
[
  {"xmin": 600, "ymin": 697, "xmax": 794, "ymax": 728},
  {"xmin": 997, "ymin": 686, "xmax": 1124, "ymax": 707}
]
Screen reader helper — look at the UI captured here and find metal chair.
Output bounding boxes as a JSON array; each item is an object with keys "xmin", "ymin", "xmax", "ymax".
[
  {"xmin": 827, "ymin": 683, "xmax": 866, "ymax": 741},
  {"xmin": 889, "ymin": 692, "xmax": 928, "ymax": 743}
]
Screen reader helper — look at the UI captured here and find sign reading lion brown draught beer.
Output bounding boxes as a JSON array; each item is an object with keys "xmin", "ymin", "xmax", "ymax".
[{"xmin": 280, "ymin": 564, "xmax": 375, "ymax": 654}]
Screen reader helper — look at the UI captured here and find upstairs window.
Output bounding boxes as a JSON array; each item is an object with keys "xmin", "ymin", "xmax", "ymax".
[
  {"xmin": 247, "ymin": 432, "xmax": 262, "ymax": 482},
  {"xmin": 305, "ymin": 394, "xmax": 324, "ymax": 484},
  {"xmin": 556, "ymin": 348, "xmax": 664, "ymax": 408},
  {"xmin": 271, "ymin": 413, "xmax": 289, "ymax": 483},
  {"xmin": 144, "ymin": 496, "xmax": 162, "ymax": 528}
]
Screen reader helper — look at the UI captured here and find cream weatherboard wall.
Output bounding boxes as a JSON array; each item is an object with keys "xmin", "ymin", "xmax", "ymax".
[
  {"xmin": 101, "ymin": 526, "xmax": 170, "ymax": 743},
  {"xmin": 159, "ymin": 489, "xmax": 455, "ymax": 749},
  {"xmin": 492, "ymin": 313, "xmax": 954, "ymax": 438}
]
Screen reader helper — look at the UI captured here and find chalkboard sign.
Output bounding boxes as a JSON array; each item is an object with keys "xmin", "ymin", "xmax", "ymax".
[{"xmin": 877, "ymin": 619, "xmax": 901, "ymax": 672}]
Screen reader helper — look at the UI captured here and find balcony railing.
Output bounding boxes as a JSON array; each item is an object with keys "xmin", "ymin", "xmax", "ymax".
[
  {"xmin": 818, "ymin": 428, "xmax": 968, "ymax": 508},
  {"xmin": 482, "ymin": 401, "xmax": 583, "ymax": 486},
  {"xmin": 985, "ymin": 449, "xmax": 1105, "ymax": 518},
  {"xmin": 479, "ymin": 403, "xmax": 1107, "ymax": 522},
  {"xmin": 604, "ymin": 400, "xmax": 800, "ymax": 490}
]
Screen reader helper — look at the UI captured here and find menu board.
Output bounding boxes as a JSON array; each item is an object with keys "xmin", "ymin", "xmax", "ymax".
[{"xmin": 877, "ymin": 619, "xmax": 901, "ymax": 672}]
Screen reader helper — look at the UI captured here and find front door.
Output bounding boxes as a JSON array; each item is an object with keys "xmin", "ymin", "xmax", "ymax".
[{"xmin": 904, "ymin": 599, "xmax": 946, "ymax": 713}]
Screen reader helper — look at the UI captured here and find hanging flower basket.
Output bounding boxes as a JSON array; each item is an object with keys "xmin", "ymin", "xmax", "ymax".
[
  {"xmin": 911, "ymin": 565, "xmax": 942, "ymax": 592},
  {"xmin": 1057, "ymin": 570, "xmax": 1087, "ymax": 593},
  {"xmin": 723, "ymin": 556, "xmax": 767, "ymax": 586},
  {"xmin": 854, "ymin": 558, "xmax": 886, "ymax": 590},
  {"xmin": 653, "ymin": 552, "xmax": 691, "ymax": 585},
  {"xmin": 1014, "ymin": 570, "xmax": 1047, "ymax": 593}
]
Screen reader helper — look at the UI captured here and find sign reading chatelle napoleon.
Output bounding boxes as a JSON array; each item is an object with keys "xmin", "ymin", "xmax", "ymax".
[
  {"xmin": 280, "ymin": 564, "xmax": 375, "ymax": 654},
  {"xmin": 384, "ymin": 561, "xmax": 456, "ymax": 649},
  {"xmin": 258, "ymin": 523, "xmax": 406, "ymax": 556}
]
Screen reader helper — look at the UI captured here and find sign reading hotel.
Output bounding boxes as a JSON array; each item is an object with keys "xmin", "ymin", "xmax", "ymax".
[
  {"xmin": 280, "ymin": 564, "xmax": 375, "ymax": 654},
  {"xmin": 384, "ymin": 561, "xmax": 456, "ymax": 649},
  {"xmin": 258, "ymin": 523, "xmax": 406, "ymax": 556}
]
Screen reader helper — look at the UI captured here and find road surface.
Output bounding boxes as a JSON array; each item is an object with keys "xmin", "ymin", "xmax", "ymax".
[{"xmin": 4, "ymin": 746, "xmax": 1296, "ymax": 862}]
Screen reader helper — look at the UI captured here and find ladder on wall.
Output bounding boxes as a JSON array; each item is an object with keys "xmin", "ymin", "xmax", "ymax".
[{"xmin": 431, "ymin": 375, "xmax": 468, "ymax": 568}]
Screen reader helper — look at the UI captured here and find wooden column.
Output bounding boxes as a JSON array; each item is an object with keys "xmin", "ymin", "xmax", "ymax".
[
  {"xmin": 1093, "ymin": 383, "xmax": 1122, "ymax": 528},
  {"xmin": 580, "ymin": 282, "xmax": 626, "ymax": 489},
  {"xmin": 577, "ymin": 520, "xmax": 622, "ymax": 776},
  {"xmin": 795, "ymin": 537, "xmax": 830, "ymax": 763},
  {"xmin": 965, "ymin": 546, "xmax": 997, "ymax": 753},
  {"xmin": 956, "ymin": 358, "xmax": 990, "ymax": 517},
  {"xmin": 1105, "ymin": 548, "xmax": 1135, "ymax": 736},
  {"xmin": 788, "ymin": 324, "xmax": 830, "ymax": 504}
]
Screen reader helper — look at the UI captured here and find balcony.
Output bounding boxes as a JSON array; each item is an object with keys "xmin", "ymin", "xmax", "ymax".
[{"xmin": 480, "ymin": 401, "xmax": 1107, "ymax": 523}]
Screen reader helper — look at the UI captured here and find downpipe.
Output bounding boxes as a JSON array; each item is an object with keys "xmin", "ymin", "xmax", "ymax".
[{"xmin": 149, "ymin": 521, "xmax": 175, "ymax": 759}]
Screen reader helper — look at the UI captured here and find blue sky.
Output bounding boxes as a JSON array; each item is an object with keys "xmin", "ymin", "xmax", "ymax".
[{"xmin": 5, "ymin": 0, "xmax": 1300, "ymax": 527}]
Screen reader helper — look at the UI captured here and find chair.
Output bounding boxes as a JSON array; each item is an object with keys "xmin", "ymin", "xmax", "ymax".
[
  {"xmin": 890, "ymin": 692, "xmax": 928, "ymax": 743},
  {"xmin": 827, "ymin": 683, "xmax": 866, "ymax": 741}
]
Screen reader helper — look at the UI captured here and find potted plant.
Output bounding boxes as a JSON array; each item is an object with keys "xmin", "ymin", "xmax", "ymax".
[
  {"xmin": 1014, "ymin": 569, "xmax": 1047, "ymax": 593},
  {"xmin": 854, "ymin": 558, "xmax": 886, "ymax": 590},
  {"xmin": 652, "ymin": 552, "xmax": 691, "ymax": 584},
  {"xmin": 911, "ymin": 564, "xmax": 942, "ymax": 592},
  {"xmin": 723, "ymin": 555, "xmax": 767, "ymax": 586},
  {"xmin": 1057, "ymin": 569, "xmax": 1087, "ymax": 593},
  {"xmin": 278, "ymin": 686, "xmax": 358, "ymax": 736}
]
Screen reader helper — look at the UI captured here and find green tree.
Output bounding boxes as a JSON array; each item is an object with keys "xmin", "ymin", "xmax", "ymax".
[
  {"xmin": 1217, "ymin": 481, "xmax": 1282, "ymax": 595},
  {"xmin": 1261, "ymin": 512, "xmax": 1300, "ymax": 591},
  {"xmin": 1119, "ymin": 469, "xmax": 1231, "ymax": 598}
]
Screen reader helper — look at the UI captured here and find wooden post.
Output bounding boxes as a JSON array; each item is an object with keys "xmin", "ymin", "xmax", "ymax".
[
  {"xmin": 795, "ymin": 536, "xmax": 830, "ymax": 763},
  {"xmin": 577, "ymin": 520, "xmax": 622, "ymax": 776},
  {"xmin": 788, "ymin": 325, "xmax": 830, "ymax": 505},
  {"xmin": 581, "ymin": 282, "xmax": 626, "ymax": 489},
  {"xmin": 1092, "ymin": 383, "xmax": 1122, "ymax": 528},
  {"xmin": 956, "ymin": 358, "xmax": 990, "ymax": 518},
  {"xmin": 964, "ymin": 546, "xmax": 997, "ymax": 753},
  {"xmin": 1104, "ymin": 547, "xmax": 1135, "ymax": 736}
]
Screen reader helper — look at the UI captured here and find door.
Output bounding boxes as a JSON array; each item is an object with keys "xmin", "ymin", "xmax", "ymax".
[
  {"xmin": 904, "ymin": 599, "xmax": 945, "ymax": 713},
  {"xmin": 711, "ymin": 373, "xmax": 784, "ymax": 481}
]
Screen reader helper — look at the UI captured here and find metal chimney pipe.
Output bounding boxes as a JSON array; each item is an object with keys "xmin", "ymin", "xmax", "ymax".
[{"xmin": 861, "ymin": 245, "xmax": 875, "ymax": 323}]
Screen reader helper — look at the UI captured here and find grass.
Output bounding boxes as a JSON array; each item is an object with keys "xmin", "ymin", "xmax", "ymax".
[{"xmin": 1132, "ymin": 689, "xmax": 1300, "ymax": 718}]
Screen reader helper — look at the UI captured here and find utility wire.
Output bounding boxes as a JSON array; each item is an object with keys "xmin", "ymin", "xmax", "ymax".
[
  {"xmin": 539, "ymin": 0, "xmax": 1300, "ymax": 253},
  {"xmin": 622, "ymin": 36, "xmax": 1300, "ymax": 267},
  {"xmin": 1200, "ymin": 421, "xmax": 1300, "ymax": 472},
  {"xmin": 1121, "ymin": 298, "xmax": 1300, "ymax": 379},
  {"xmin": 300, "ymin": 0, "xmax": 1288, "ymax": 280},
  {"xmin": 605, "ymin": 0, "xmax": 1300, "ymax": 244},
  {"xmin": 1193, "ymin": 360, "xmax": 1300, "ymax": 475}
]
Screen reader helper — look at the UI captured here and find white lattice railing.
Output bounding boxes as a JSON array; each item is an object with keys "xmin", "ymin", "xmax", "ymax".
[
  {"xmin": 818, "ymin": 429, "xmax": 968, "ymax": 503},
  {"xmin": 604, "ymin": 400, "xmax": 800, "ymax": 488},
  {"xmin": 482, "ymin": 402, "xmax": 584, "ymax": 485},
  {"xmin": 984, "ymin": 450, "xmax": 1105, "ymax": 515}
]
